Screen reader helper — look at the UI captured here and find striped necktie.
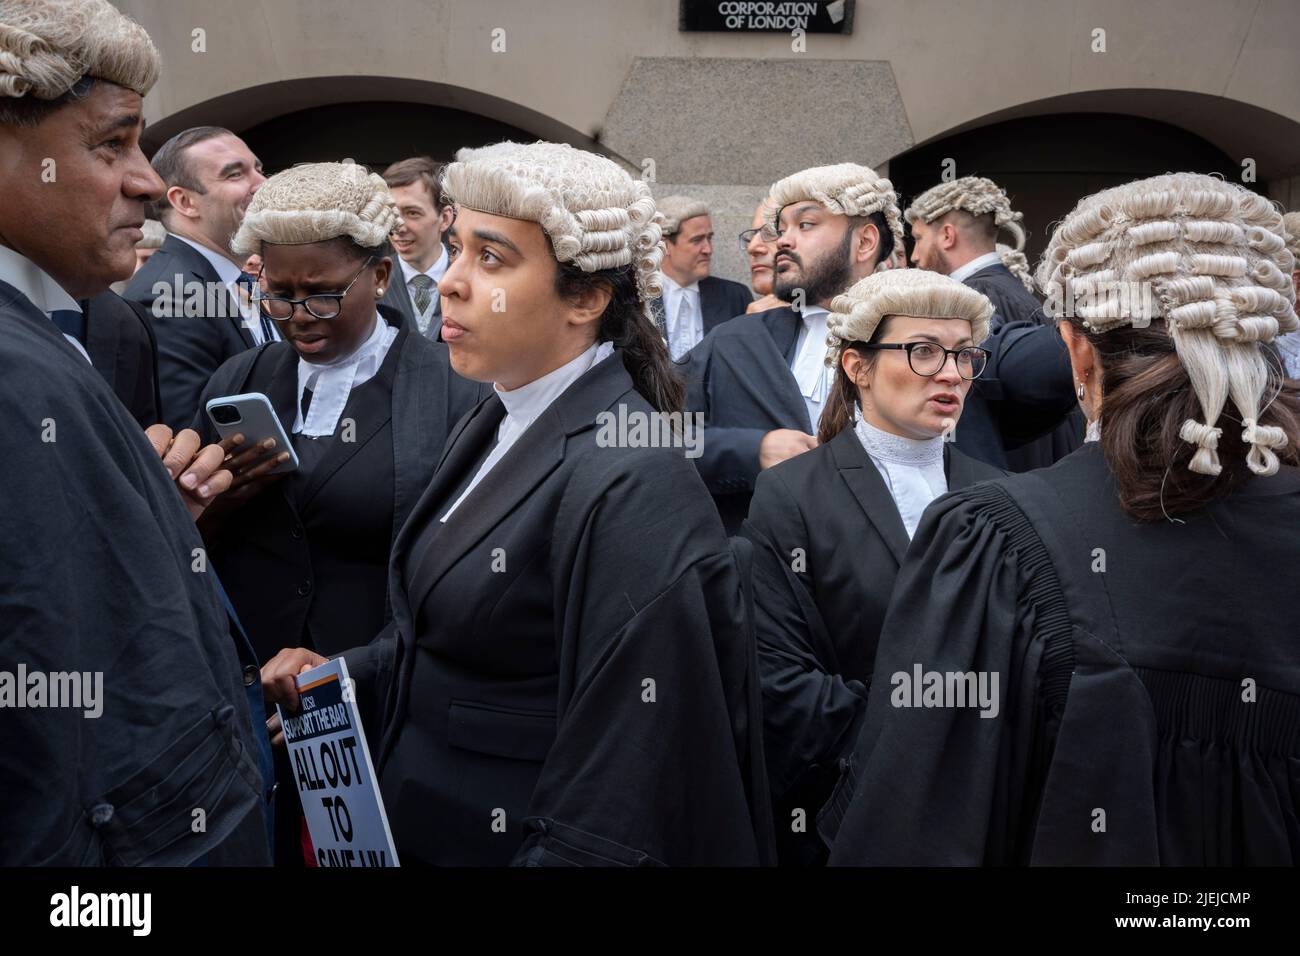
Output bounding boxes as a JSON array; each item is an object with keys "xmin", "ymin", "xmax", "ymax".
[
  {"xmin": 239, "ymin": 271, "xmax": 277, "ymax": 344},
  {"xmin": 411, "ymin": 274, "xmax": 435, "ymax": 331}
]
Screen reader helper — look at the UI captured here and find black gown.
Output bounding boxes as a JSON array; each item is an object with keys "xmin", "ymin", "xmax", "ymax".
[
  {"xmin": 822, "ymin": 441, "xmax": 1300, "ymax": 865},
  {"xmin": 0, "ymin": 280, "xmax": 268, "ymax": 865},
  {"xmin": 741, "ymin": 426, "xmax": 1002, "ymax": 864},
  {"xmin": 341, "ymin": 349, "xmax": 772, "ymax": 866}
]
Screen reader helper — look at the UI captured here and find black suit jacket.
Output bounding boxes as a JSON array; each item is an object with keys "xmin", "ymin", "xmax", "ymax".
[
  {"xmin": 124, "ymin": 234, "xmax": 256, "ymax": 431},
  {"xmin": 962, "ymin": 263, "xmax": 1082, "ymax": 471},
  {"xmin": 965, "ymin": 262, "xmax": 1048, "ymax": 327},
  {"xmin": 651, "ymin": 274, "xmax": 753, "ymax": 338},
  {"xmin": 84, "ymin": 290, "xmax": 161, "ymax": 428},
  {"xmin": 682, "ymin": 306, "xmax": 813, "ymax": 532},
  {"xmin": 341, "ymin": 352, "xmax": 772, "ymax": 866},
  {"xmin": 741, "ymin": 427, "xmax": 1003, "ymax": 863}
]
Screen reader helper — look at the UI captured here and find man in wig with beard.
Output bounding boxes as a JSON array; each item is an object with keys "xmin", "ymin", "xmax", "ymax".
[{"xmin": 682, "ymin": 162, "xmax": 905, "ymax": 532}]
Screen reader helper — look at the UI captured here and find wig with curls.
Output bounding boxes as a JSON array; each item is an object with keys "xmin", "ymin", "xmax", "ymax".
[
  {"xmin": 441, "ymin": 141, "xmax": 666, "ymax": 311},
  {"xmin": 1038, "ymin": 173, "xmax": 1300, "ymax": 520},
  {"xmin": 766, "ymin": 162, "xmax": 905, "ymax": 259},
  {"xmin": 231, "ymin": 162, "xmax": 402, "ymax": 256},
  {"xmin": 0, "ymin": 0, "xmax": 159, "ymax": 103},
  {"xmin": 904, "ymin": 176, "xmax": 1034, "ymax": 292}
]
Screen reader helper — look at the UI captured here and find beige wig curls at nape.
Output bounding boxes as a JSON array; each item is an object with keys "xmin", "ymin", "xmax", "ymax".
[
  {"xmin": 766, "ymin": 162, "xmax": 906, "ymax": 260},
  {"xmin": 904, "ymin": 176, "xmax": 1034, "ymax": 292},
  {"xmin": 439, "ymin": 140, "xmax": 666, "ymax": 309},
  {"xmin": 1036, "ymin": 172, "xmax": 1299, "ymax": 478},
  {"xmin": 0, "ymin": 0, "xmax": 160, "ymax": 100},
  {"xmin": 231, "ymin": 161, "xmax": 402, "ymax": 257},
  {"xmin": 825, "ymin": 267, "xmax": 994, "ymax": 372}
]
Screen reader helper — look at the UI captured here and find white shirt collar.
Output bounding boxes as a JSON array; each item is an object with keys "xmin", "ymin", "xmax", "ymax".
[
  {"xmin": 294, "ymin": 312, "xmax": 398, "ymax": 437},
  {"xmin": 0, "ymin": 243, "xmax": 93, "ymax": 364},
  {"xmin": 0, "ymin": 243, "xmax": 81, "ymax": 314},
  {"xmin": 798, "ymin": 303, "xmax": 829, "ymax": 326},
  {"xmin": 399, "ymin": 244, "xmax": 449, "ymax": 284},
  {"xmin": 495, "ymin": 340, "xmax": 616, "ymax": 433},
  {"xmin": 949, "ymin": 250, "xmax": 1004, "ymax": 284},
  {"xmin": 659, "ymin": 271, "xmax": 700, "ymax": 295},
  {"xmin": 439, "ymin": 340, "xmax": 616, "ymax": 523},
  {"xmin": 171, "ymin": 232, "xmax": 242, "ymax": 285}
]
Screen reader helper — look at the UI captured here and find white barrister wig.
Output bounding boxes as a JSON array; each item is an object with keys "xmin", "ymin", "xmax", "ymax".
[
  {"xmin": 1036, "ymin": 172, "xmax": 1299, "ymax": 478},
  {"xmin": 0, "ymin": 0, "xmax": 160, "ymax": 100},
  {"xmin": 905, "ymin": 176, "xmax": 1033, "ymax": 291},
  {"xmin": 995, "ymin": 242, "xmax": 1035, "ymax": 293},
  {"xmin": 825, "ymin": 267, "xmax": 994, "ymax": 369},
  {"xmin": 657, "ymin": 195, "xmax": 710, "ymax": 237},
  {"xmin": 1283, "ymin": 211, "xmax": 1300, "ymax": 267},
  {"xmin": 767, "ymin": 162, "xmax": 905, "ymax": 259},
  {"xmin": 231, "ymin": 162, "xmax": 402, "ymax": 256},
  {"xmin": 441, "ymin": 140, "xmax": 666, "ymax": 303}
]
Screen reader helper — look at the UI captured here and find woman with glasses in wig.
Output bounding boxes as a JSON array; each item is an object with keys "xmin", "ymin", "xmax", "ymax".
[
  {"xmin": 740, "ymin": 267, "xmax": 1003, "ymax": 865},
  {"xmin": 261, "ymin": 142, "xmax": 770, "ymax": 867},
  {"xmin": 195, "ymin": 162, "xmax": 483, "ymax": 666},
  {"xmin": 825, "ymin": 173, "xmax": 1300, "ymax": 866}
]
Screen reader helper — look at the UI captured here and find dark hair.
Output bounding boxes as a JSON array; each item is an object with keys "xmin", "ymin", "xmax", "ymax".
[
  {"xmin": 816, "ymin": 317, "xmax": 896, "ymax": 443},
  {"xmin": 147, "ymin": 125, "xmax": 234, "ymax": 220},
  {"xmin": 1065, "ymin": 316, "xmax": 1300, "ymax": 521},
  {"xmin": 553, "ymin": 259, "xmax": 684, "ymax": 414},
  {"xmin": 383, "ymin": 156, "xmax": 447, "ymax": 209}
]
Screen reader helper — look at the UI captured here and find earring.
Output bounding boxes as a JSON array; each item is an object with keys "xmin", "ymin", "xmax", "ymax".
[
  {"xmin": 377, "ymin": 288, "xmax": 385, "ymax": 296},
  {"xmin": 1076, "ymin": 382, "xmax": 1086, "ymax": 402}
]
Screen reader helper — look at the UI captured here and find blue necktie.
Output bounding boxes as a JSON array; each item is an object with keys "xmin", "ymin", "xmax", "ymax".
[
  {"xmin": 239, "ymin": 272, "xmax": 277, "ymax": 344},
  {"xmin": 49, "ymin": 308, "xmax": 86, "ymax": 344}
]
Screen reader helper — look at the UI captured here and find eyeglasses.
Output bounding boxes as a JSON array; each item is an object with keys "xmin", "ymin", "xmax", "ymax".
[
  {"xmin": 738, "ymin": 225, "xmax": 780, "ymax": 251},
  {"xmin": 254, "ymin": 257, "xmax": 375, "ymax": 321},
  {"xmin": 858, "ymin": 341, "xmax": 989, "ymax": 380}
]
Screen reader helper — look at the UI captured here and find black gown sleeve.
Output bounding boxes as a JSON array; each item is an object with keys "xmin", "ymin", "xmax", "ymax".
[
  {"xmin": 740, "ymin": 469, "xmax": 868, "ymax": 801},
  {"xmin": 513, "ymin": 453, "xmax": 762, "ymax": 866},
  {"xmin": 821, "ymin": 485, "xmax": 1063, "ymax": 865}
]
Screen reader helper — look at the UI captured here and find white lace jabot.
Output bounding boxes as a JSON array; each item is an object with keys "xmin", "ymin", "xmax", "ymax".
[{"xmin": 852, "ymin": 413, "xmax": 947, "ymax": 539}]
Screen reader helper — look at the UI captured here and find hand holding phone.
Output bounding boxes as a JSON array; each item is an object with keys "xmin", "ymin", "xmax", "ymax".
[{"xmin": 205, "ymin": 393, "xmax": 299, "ymax": 476}]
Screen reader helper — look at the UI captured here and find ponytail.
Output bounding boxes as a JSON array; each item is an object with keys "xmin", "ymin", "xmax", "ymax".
[{"xmin": 554, "ymin": 258, "xmax": 684, "ymax": 414}]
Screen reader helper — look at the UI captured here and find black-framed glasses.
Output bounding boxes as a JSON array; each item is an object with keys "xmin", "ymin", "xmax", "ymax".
[
  {"xmin": 738, "ymin": 225, "xmax": 780, "ymax": 251},
  {"xmin": 254, "ymin": 256, "xmax": 375, "ymax": 321},
  {"xmin": 858, "ymin": 341, "xmax": 989, "ymax": 380}
]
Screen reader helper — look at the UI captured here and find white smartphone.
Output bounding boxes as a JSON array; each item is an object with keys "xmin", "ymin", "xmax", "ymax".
[{"xmin": 205, "ymin": 392, "xmax": 299, "ymax": 475}]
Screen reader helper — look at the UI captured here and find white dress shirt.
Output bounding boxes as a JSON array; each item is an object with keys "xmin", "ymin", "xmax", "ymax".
[
  {"xmin": 789, "ymin": 304, "xmax": 833, "ymax": 432},
  {"xmin": 441, "ymin": 340, "xmax": 617, "ymax": 522},
  {"xmin": 949, "ymin": 250, "xmax": 1004, "ymax": 284},
  {"xmin": 658, "ymin": 272, "xmax": 704, "ymax": 360},
  {"xmin": 853, "ymin": 413, "xmax": 948, "ymax": 540},
  {"xmin": 172, "ymin": 233, "xmax": 278, "ymax": 344},
  {"xmin": 294, "ymin": 311, "xmax": 398, "ymax": 437},
  {"xmin": 399, "ymin": 246, "xmax": 449, "ymax": 335},
  {"xmin": 0, "ymin": 243, "xmax": 91, "ymax": 364}
]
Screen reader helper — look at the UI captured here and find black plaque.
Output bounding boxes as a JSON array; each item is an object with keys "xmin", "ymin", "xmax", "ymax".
[{"xmin": 680, "ymin": 0, "xmax": 855, "ymax": 34}]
